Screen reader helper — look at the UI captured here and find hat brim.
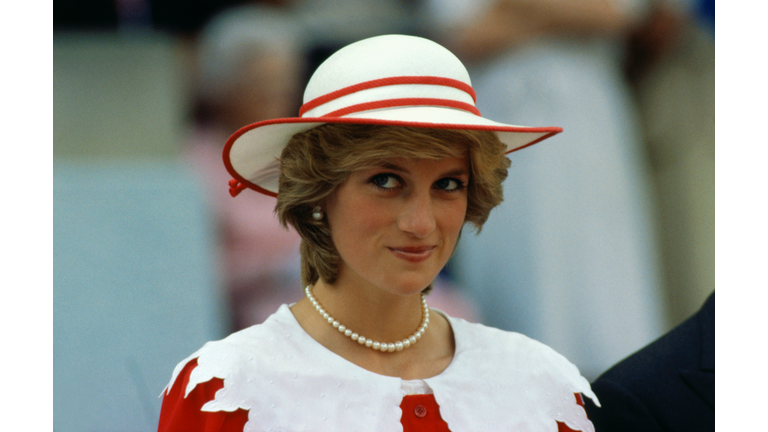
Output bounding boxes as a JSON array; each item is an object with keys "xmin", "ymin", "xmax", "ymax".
[{"xmin": 224, "ymin": 106, "xmax": 562, "ymax": 197}]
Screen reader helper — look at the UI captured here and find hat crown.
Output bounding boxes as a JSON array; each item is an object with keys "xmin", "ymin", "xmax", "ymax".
[{"xmin": 301, "ymin": 35, "xmax": 474, "ymax": 117}]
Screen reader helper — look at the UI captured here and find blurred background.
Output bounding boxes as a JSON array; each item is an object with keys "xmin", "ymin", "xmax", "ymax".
[{"xmin": 53, "ymin": 0, "xmax": 714, "ymax": 430}]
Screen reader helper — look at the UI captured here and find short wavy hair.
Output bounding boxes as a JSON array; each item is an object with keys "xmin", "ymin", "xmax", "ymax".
[{"xmin": 275, "ymin": 124, "xmax": 510, "ymax": 287}]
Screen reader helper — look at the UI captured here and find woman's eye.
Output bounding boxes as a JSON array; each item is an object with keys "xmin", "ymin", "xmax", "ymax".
[
  {"xmin": 371, "ymin": 174, "xmax": 400, "ymax": 189},
  {"xmin": 435, "ymin": 178, "xmax": 463, "ymax": 191}
]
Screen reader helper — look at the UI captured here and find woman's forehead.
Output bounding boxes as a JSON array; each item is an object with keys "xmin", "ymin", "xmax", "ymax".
[
  {"xmin": 354, "ymin": 156, "xmax": 470, "ymax": 175},
  {"xmin": 350, "ymin": 143, "xmax": 468, "ymax": 165}
]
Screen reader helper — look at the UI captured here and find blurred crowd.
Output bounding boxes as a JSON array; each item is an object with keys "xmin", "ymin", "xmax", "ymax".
[{"xmin": 55, "ymin": 0, "xmax": 714, "ymax": 392}]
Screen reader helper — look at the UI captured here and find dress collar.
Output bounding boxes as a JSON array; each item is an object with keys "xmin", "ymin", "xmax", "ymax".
[{"xmin": 165, "ymin": 304, "xmax": 597, "ymax": 432}]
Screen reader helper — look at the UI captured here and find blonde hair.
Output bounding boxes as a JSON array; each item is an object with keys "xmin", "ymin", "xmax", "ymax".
[{"xmin": 276, "ymin": 124, "xmax": 510, "ymax": 287}]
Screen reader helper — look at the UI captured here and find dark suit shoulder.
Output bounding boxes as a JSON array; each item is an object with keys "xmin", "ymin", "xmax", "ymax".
[
  {"xmin": 585, "ymin": 292, "xmax": 714, "ymax": 432},
  {"xmin": 598, "ymin": 310, "xmax": 700, "ymax": 389}
]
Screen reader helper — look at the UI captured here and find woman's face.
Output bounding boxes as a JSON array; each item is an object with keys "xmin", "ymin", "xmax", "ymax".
[{"xmin": 325, "ymin": 156, "xmax": 469, "ymax": 297}]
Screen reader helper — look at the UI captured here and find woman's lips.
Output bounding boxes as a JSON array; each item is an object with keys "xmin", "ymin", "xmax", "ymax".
[{"xmin": 388, "ymin": 246, "xmax": 435, "ymax": 262}]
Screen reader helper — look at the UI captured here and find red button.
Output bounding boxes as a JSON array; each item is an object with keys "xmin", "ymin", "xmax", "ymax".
[{"xmin": 414, "ymin": 405, "xmax": 427, "ymax": 418}]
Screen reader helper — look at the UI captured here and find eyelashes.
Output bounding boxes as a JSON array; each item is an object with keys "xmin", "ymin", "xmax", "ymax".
[
  {"xmin": 435, "ymin": 178, "xmax": 465, "ymax": 192},
  {"xmin": 370, "ymin": 173, "xmax": 401, "ymax": 190},
  {"xmin": 368, "ymin": 173, "xmax": 466, "ymax": 193}
]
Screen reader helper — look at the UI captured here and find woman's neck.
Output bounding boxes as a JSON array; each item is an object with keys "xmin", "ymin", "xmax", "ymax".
[
  {"xmin": 289, "ymin": 278, "xmax": 455, "ymax": 380},
  {"xmin": 311, "ymin": 278, "xmax": 425, "ymax": 343}
]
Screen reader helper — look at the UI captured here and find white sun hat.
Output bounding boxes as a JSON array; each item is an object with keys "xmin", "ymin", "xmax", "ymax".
[{"xmin": 224, "ymin": 34, "xmax": 562, "ymax": 197}]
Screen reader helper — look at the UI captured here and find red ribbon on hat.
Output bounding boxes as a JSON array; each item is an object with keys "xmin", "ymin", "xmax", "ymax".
[
  {"xmin": 299, "ymin": 76, "xmax": 478, "ymax": 117},
  {"xmin": 322, "ymin": 98, "xmax": 481, "ymax": 118},
  {"xmin": 228, "ymin": 179, "xmax": 247, "ymax": 197}
]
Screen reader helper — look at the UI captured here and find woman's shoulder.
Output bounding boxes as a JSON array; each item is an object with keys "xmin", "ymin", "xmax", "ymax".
[
  {"xmin": 162, "ymin": 305, "xmax": 293, "ymax": 400},
  {"xmin": 446, "ymin": 315, "xmax": 598, "ymax": 394},
  {"xmin": 443, "ymin": 315, "xmax": 595, "ymax": 392},
  {"xmin": 428, "ymin": 315, "xmax": 599, "ymax": 432},
  {"xmin": 158, "ymin": 358, "xmax": 250, "ymax": 431},
  {"xmin": 447, "ymin": 314, "xmax": 578, "ymax": 365},
  {"xmin": 159, "ymin": 305, "xmax": 407, "ymax": 431}
]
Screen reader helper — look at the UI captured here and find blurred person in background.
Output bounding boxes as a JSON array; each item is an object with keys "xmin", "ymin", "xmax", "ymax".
[
  {"xmin": 422, "ymin": 0, "xmax": 666, "ymax": 380},
  {"xmin": 183, "ymin": 5, "xmax": 305, "ymax": 330},
  {"xmin": 623, "ymin": 0, "xmax": 715, "ymax": 327},
  {"xmin": 581, "ymin": 6, "xmax": 716, "ymax": 428}
]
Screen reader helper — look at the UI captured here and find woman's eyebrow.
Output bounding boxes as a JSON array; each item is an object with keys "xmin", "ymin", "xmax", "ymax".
[
  {"xmin": 440, "ymin": 168, "xmax": 470, "ymax": 178},
  {"xmin": 376, "ymin": 161, "xmax": 409, "ymax": 173},
  {"xmin": 371, "ymin": 162, "xmax": 468, "ymax": 178}
]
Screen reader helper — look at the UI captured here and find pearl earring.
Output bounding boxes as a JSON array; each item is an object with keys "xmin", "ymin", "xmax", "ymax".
[{"xmin": 312, "ymin": 206, "xmax": 324, "ymax": 221}]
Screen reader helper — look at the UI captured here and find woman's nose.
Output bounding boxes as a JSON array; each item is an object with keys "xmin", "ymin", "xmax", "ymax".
[{"xmin": 397, "ymin": 193, "xmax": 436, "ymax": 238}]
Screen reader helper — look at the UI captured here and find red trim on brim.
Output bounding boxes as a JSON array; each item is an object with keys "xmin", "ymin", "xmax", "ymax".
[
  {"xmin": 223, "ymin": 116, "xmax": 563, "ymax": 198},
  {"xmin": 506, "ymin": 130, "xmax": 561, "ymax": 154}
]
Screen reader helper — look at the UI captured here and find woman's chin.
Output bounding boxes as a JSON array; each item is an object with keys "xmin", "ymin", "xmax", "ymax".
[{"xmin": 384, "ymin": 275, "xmax": 437, "ymax": 297}]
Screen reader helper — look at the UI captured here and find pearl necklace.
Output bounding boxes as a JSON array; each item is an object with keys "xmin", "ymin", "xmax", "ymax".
[{"xmin": 304, "ymin": 285, "xmax": 429, "ymax": 353}]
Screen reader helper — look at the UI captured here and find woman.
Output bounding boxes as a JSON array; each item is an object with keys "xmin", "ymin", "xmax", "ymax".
[{"xmin": 158, "ymin": 34, "xmax": 598, "ymax": 431}]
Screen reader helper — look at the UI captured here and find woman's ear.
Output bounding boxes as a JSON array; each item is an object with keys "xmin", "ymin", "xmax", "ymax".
[{"xmin": 319, "ymin": 191, "xmax": 337, "ymax": 224}]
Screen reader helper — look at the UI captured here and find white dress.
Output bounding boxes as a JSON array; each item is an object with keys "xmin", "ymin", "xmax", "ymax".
[
  {"xmin": 425, "ymin": 0, "xmax": 666, "ymax": 379},
  {"xmin": 163, "ymin": 305, "xmax": 598, "ymax": 431}
]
